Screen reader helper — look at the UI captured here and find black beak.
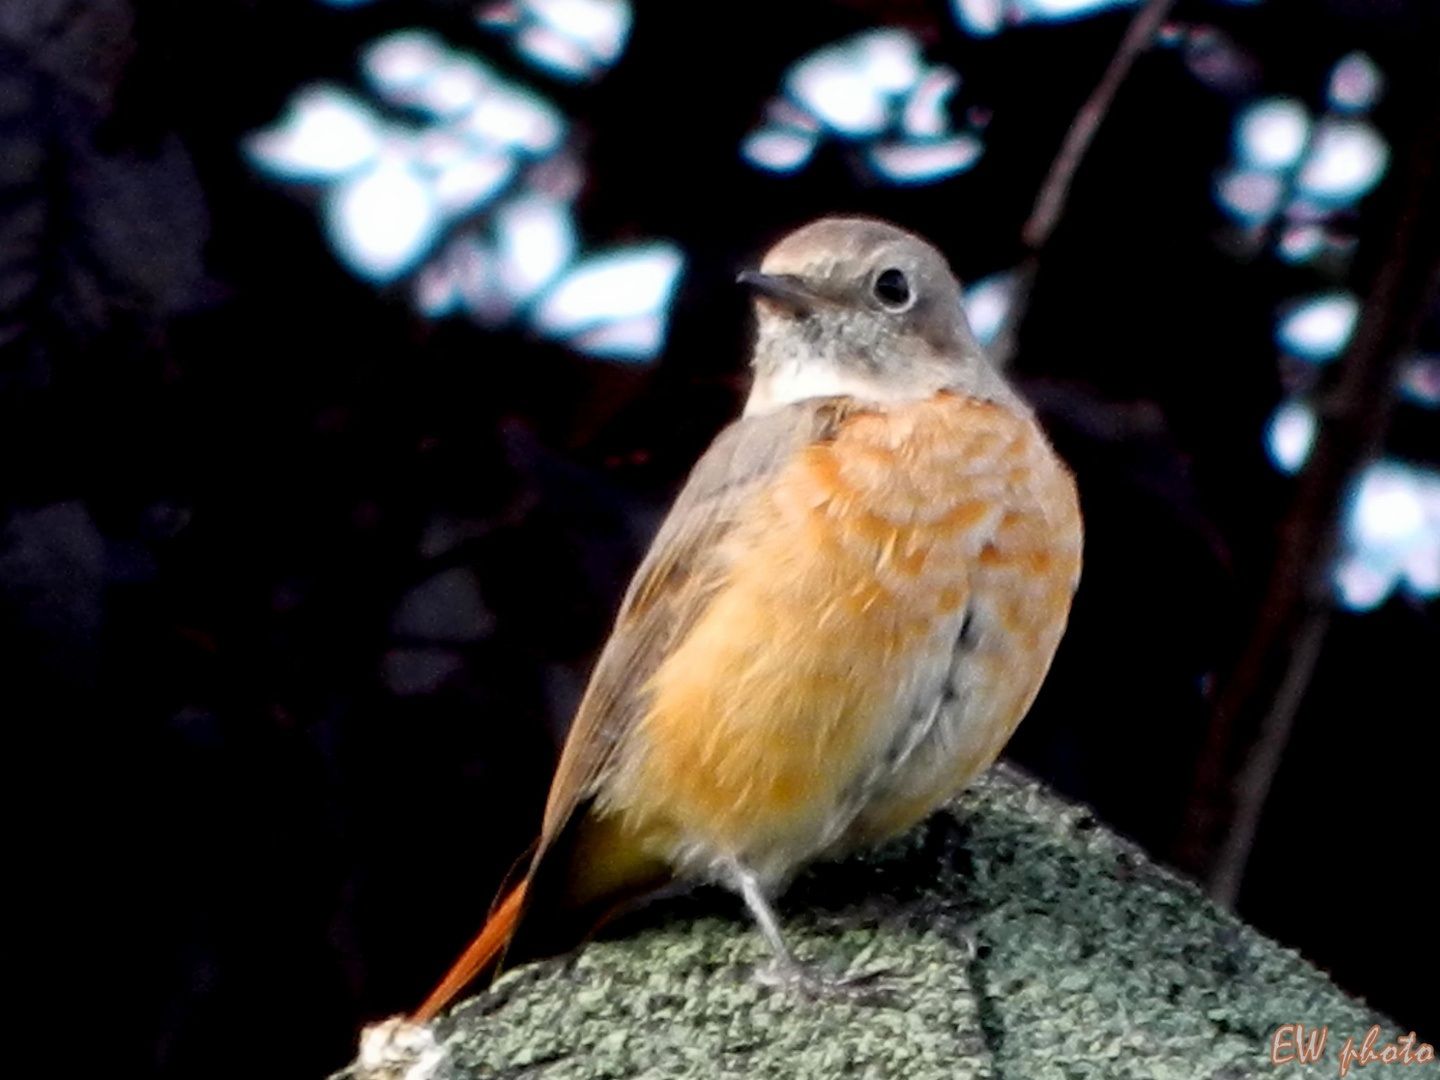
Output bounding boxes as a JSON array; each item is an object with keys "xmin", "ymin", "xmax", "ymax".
[{"xmin": 736, "ymin": 270, "xmax": 823, "ymax": 313}]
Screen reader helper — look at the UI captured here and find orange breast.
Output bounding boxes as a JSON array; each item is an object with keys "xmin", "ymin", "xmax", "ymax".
[{"xmin": 605, "ymin": 392, "xmax": 1081, "ymax": 882}]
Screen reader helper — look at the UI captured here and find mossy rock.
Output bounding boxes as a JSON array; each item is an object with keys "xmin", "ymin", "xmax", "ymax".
[{"xmin": 348, "ymin": 764, "xmax": 1430, "ymax": 1080}]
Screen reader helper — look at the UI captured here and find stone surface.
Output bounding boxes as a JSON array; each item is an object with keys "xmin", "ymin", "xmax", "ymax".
[{"xmin": 350, "ymin": 765, "xmax": 1430, "ymax": 1080}]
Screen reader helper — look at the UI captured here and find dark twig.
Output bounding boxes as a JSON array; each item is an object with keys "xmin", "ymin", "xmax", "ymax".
[
  {"xmin": 989, "ymin": 0, "xmax": 1176, "ymax": 366},
  {"xmin": 1020, "ymin": 0, "xmax": 1179, "ymax": 253},
  {"xmin": 1173, "ymin": 41, "xmax": 1440, "ymax": 904},
  {"xmin": 1205, "ymin": 609, "xmax": 1329, "ymax": 905}
]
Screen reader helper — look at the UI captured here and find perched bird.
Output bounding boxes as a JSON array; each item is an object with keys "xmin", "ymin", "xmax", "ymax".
[{"xmin": 413, "ymin": 216, "xmax": 1082, "ymax": 1018}]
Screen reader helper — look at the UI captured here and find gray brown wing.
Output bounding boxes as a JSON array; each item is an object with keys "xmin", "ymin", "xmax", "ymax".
[{"xmin": 536, "ymin": 397, "xmax": 857, "ymax": 847}]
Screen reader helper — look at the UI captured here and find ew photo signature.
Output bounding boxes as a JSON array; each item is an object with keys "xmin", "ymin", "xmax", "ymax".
[{"xmin": 1272, "ymin": 1025, "xmax": 1436, "ymax": 1076}]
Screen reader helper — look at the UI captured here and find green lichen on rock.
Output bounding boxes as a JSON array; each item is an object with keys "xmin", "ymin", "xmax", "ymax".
[
  {"xmin": 397, "ymin": 765, "xmax": 1428, "ymax": 1079},
  {"xmin": 946, "ymin": 767, "xmax": 1417, "ymax": 1079}
]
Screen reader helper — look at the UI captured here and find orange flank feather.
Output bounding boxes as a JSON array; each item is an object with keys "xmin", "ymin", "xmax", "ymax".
[{"xmin": 412, "ymin": 880, "xmax": 528, "ymax": 1024}]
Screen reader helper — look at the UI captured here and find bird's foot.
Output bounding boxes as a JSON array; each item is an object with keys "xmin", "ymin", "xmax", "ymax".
[{"xmin": 752, "ymin": 957, "xmax": 898, "ymax": 1005}]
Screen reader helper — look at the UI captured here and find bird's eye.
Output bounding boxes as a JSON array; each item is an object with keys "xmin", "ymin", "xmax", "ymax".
[{"xmin": 872, "ymin": 267, "xmax": 911, "ymax": 309}]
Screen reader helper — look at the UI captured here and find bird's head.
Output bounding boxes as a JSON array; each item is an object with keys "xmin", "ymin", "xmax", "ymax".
[{"xmin": 739, "ymin": 217, "xmax": 1015, "ymax": 416}]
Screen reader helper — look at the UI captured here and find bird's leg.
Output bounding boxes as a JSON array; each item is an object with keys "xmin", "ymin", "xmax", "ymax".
[
  {"xmin": 729, "ymin": 862, "xmax": 893, "ymax": 1003},
  {"xmin": 733, "ymin": 865, "xmax": 803, "ymax": 972}
]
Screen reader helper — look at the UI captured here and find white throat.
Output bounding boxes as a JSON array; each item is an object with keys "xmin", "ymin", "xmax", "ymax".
[{"xmin": 744, "ymin": 359, "xmax": 914, "ymax": 416}]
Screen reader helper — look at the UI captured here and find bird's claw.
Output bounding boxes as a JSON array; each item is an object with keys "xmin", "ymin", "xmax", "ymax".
[{"xmin": 752, "ymin": 959, "xmax": 899, "ymax": 1005}]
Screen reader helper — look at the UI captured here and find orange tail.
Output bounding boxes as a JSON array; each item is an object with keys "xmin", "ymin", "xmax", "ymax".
[{"xmin": 412, "ymin": 880, "xmax": 528, "ymax": 1023}]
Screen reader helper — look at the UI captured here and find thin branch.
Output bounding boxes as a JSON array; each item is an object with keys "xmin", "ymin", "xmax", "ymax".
[
  {"xmin": 1205, "ymin": 609, "xmax": 1329, "ymax": 907},
  {"xmin": 1173, "ymin": 39, "xmax": 1440, "ymax": 901},
  {"xmin": 989, "ymin": 0, "xmax": 1175, "ymax": 367},
  {"xmin": 1020, "ymin": 0, "xmax": 1179, "ymax": 253}
]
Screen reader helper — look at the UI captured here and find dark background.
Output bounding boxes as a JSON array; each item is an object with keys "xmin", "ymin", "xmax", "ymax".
[{"xmin": 1, "ymin": 1, "xmax": 1435, "ymax": 1077}]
